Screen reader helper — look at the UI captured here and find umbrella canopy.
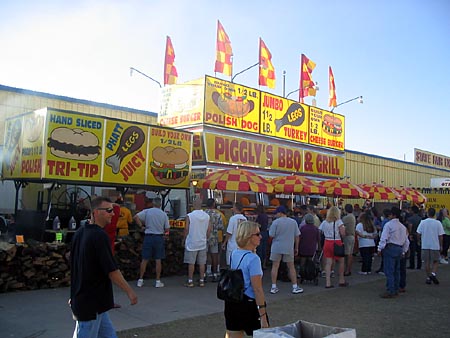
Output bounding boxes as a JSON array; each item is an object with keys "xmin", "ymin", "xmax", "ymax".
[
  {"xmin": 197, "ymin": 168, "xmax": 274, "ymax": 193},
  {"xmin": 394, "ymin": 187, "xmax": 427, "ymax": 204},
  {"xmin": 320, "ymin": 179, "xmax": 370, "ymax": 199},
  {"xmin": 270, "ymin": 175, "xmax": 325, "ymax": 195},
  {"xmin": 359, "ymin": 183, "xmax": 402, "ymax": 201}
]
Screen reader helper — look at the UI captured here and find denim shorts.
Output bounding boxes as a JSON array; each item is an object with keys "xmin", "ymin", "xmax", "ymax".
[
  {"xmin": 73, "ymin": 312, "xmax": 117, "ymax": 338},
  {"xmin": 142, "ymin": 235, "xmax": 165, "ymax": 260}
]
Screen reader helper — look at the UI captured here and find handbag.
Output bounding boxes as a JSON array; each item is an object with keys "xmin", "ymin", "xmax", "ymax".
[
  {"xmin": 217, "ymin": 251, "xmax": 250, "ymax": 303},
  {"xmin": 333, "ymin": 221, "xmax": 345, "ymax": 257}
]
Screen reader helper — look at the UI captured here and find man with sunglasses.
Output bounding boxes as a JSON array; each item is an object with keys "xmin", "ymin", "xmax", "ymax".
[{"xmin": 70, "ymin": 196, "xmax": 138, "ymax": 338}]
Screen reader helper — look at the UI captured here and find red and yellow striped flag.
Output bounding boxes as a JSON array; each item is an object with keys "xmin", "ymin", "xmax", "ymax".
[
  {"xmin": 299, "ymin": 54, "xmax": 316, "ymax": 102},
  {"xmin": 259, "ymin": 38, "xmax": 276, "ymax": 89},
  {"xmin": 164, "ymin": 36, "xmax": 178, "ymax": 85},
  {"xmin": 328, "ymin": 66, "xmax": 337, "ymax": 108},
  {"xmin": 214, "ymin": 20, "xmax": 233, "ymax": 76}
]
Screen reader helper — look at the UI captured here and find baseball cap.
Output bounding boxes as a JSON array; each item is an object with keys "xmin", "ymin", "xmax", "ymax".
[{"xmin": 275, "ymin": 205, "xmax": 287, "ymax": 214}]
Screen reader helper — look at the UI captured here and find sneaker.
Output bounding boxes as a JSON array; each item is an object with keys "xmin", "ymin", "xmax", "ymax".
[
  {"xmin": 155, "ymin": 280, "xmax": 165, "ymax": 288},
  {"xmin": 137, "ymin": 279, "xmax": 144, "ymax": 287},
  {"xmin": 270, "ymin": 286, "xmax": 279, "ymax": 294},
  {"xmin": 331, "ymin": 270, "xmax": 335, "ymax": 278},
  {"xmin": 430, "ymin": 274, "xmax": 440, "ymax": 285},
  {"xmin": 358, "ymin": 271, "xmax": 368, "ymax": 275},
  {"xmin": 377, "ymin": 271, "xmax": 385, "ymax": 276},
  {"xmin": 439, "ymin": 258, "xmax": 448, "ymax": 264},
  {"xmin": 199, "ymin": 279, "xmax": 205, "ymax": 287},
  {"xmin": 380, "ymin": 292, "xmax": 397, "ymax": 299},
  {"xmin": 184, "ymin": 281, "xmax": 194, "ymax": 288},
  {"xmin": 367, "ymin": 271, "xmax": 372, "ymax": 275},
  {"xmin": 425, "ymin": 277, "xmax": 432, "ymax": 285},
  {"xmin": 321, "ymin": 271, "xmax": 326, "ymax": 278},
  {"xmin": 292, "ymin": 286, "xmax": 304, "ymax": 294}
]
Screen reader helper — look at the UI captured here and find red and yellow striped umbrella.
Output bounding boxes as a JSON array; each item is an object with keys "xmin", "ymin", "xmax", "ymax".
[
  {"xmin": 320, "ymin": 179, "xmax": 370, "ymax": 199},
  {"xmin": 359, "ymin": 183, "xmax": 402, "ymax": 201},
  {"xmin": 270, "ymin": 175, "xmax": 325, "ymax": 195},
  {"xmin": 394, "ymin": 187, "xmax": 427, "ymax": 204},
  {"xmin": 197, "ymin": 169, "xmax": 274, "ymax": 193}
]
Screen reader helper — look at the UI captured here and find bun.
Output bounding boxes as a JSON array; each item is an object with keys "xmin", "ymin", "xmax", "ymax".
[
  {"xmin": 152, "ymin": 146, "xmax": 188, "ymax": 164},
  {"xmin": 154, "ymin": 176, "xmax": 187, "ymax": 185},
  {"xmin": 211, "ymin": 91, "xmax": 254, "ymax": 117}
]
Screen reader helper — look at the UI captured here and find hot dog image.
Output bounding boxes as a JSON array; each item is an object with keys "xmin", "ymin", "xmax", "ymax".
[
  {"xmin": 47, "ymin": 127, "xmax": 100, "ymax": 160},
  {"xmin": 211, "ymin": 91, "xmax": 254, "ymax": 117},
  {"xmin": 322, "ymin": 114, "xmax": 343, "ymax": 136},
  {"xmin": 106, "ymin": 126, "xmax": 145, "ymax": 174},
  {"xmin": 150, "ymin": 146, "xmax": 189, "ymax": 185},
  {"xmin": 4, "ymin": 119, "xmax": 22, "ymax": 173},
  {"xmin": 274, "ymin": 102, "xmax": 305, "ymax": 132}
]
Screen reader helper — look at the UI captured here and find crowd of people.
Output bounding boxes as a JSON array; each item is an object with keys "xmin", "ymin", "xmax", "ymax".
[{"xmin": 68, "ymin": 195, "xmax": 449, "ymax": 337}]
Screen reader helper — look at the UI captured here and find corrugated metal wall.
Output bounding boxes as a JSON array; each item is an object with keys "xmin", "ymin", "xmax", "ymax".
[{"xmin": 345, "ymin": 150, "xmax": 450, "ymax": 188}]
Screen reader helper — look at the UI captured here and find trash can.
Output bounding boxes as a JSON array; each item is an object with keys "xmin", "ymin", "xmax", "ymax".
[{"xmin": 254, "ymin": 320, "xmax": 356, "ymax": 338}]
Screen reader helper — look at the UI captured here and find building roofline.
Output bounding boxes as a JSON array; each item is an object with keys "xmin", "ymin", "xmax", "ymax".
[{"xmin": 0, "ymin": 84, "xmax": 157, "ymax": 117}]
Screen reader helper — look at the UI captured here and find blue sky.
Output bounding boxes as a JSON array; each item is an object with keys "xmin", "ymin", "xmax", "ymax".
[{"xmin": 1, "ymin": 0, "xmax": 449, "ymax": 162}]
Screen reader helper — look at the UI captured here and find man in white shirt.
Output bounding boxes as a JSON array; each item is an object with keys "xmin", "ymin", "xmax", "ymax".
[
  {"xmin": 222, "ymin": 202, "xmax": 247, "ymax": 266},
  {"xmin": 417, "ymin": 208, "xmax": 445, "ymax": 285},
  {"xmin": 183, "ymin": 198, "xmax": 211, "ymax": 287}
]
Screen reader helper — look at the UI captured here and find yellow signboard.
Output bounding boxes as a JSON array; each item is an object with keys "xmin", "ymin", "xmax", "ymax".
[
  {"xmin": 414, "ymin": 148, "xmax": 450, "ymax": 170},
  {"xmin": 204, "ymin": 76, "xmax": 261, "ymax": 133},
  {"xmin": 103, "ymin": 120, "xmax": 148, "ymax": 185},
  {"xmin": 192, "ymin": 133, "xmax": 206, "ymax": 164},
  {"xmin": 260, "ymin": 92, "xmax": 309, "ymax": 144},
  {"xmin": 303, "ymin": 150, "xmax": 345, "ymax": 178},
  {"xmin": 309, "ymin": 107, "xmax": 345, "ymax": 151},
  {"xmin": 21, "ymin": 109, "xmax": 46, "ymax": 179},
  {"xmin": 147, "ymin": 127, "xmax": 192, "ymax": 189},
  {"xmin": 159, "ymin": 79, "xmax": 205, "ymax": 127},
  {"xmin": 425, "ymin": 194, "xmax": 450, "ymax": 210},
  {"xmin": 45, "ymin": 110, "xmax": 103, "ymax": 181},
  {"xmin": 2, "ymin": 116, "xmax": 23, "ymax": 178}
]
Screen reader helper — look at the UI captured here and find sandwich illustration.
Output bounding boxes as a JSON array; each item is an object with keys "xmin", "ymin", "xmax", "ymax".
[
  {"xmin": 47, "ymin": 127, "xmax": 100, "ymax": 160},
  {"xmin": 322, "ymin": 114, "xmax": 343, "ymax": 136},
  {"xmin": 150, "ymin": 146, "xmax": 189, "ymax": 185}
]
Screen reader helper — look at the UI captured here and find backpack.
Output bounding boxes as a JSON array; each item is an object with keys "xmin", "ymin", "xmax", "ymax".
[{"xmin": 217, "ymin": 252, "xmax": 250, "ymax": 303}]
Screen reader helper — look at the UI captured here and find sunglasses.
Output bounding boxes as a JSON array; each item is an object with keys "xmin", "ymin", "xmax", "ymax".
[
  {"xmin": 251, "ymin": 232, "xmax": 262, "ymax": 237},
  {"xmin": 96, "ymin": 207, "xmax": 114, "ymax": 213}
]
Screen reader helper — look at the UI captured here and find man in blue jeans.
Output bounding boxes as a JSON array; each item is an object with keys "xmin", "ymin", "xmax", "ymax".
[{"xmin": 377, "ymin": 206, "xmax": 409, "ymax": 298}]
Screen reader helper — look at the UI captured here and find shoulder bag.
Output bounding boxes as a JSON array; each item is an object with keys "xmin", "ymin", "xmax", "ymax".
[{"xmin": 333, "ymin": 221, "xmax": 345, "ymax": 257}]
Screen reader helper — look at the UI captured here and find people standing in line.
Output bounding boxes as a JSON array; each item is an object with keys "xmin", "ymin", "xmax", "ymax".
[
  {"xmin": 255, "ymin": 205, "xmax": 269, "ymax": 269},
  {"xmin": 204, "ymin": 198, "xmax": 225, "ymax": 281},
  {"xmin": 183, "ymin": 198, "xmax": 211, "ymax": 287},
  {"xmin": 342, "ymin": 204, "xmax": 356, "ymax": 276},
  {"xmin": 307, "ymin": 205, "xmax": 321, "ymax": 228},
  {"xmin": 353, "ymin": 204, "xmax": 362, "ymax": 219},
  {"xmin": 298, "ymin": 214, "xmax": 321, "ymax": 275},
  {"xmin": 115, "ymin": 198, "xmax": 133, "ymax": 237},
  {"xmin": 406, "ymin": 205, "xmax": 423, "ymax": 269},
  {"xmin": 269, "ymin": 206, "xmax": 303, "ymax": 295},
  {"xmin": 377, "ymin": 207, "xmax": 409, "ymax": 298},
  {"xmin": 224, "ymin": 221, "xmax": 269, "ymax": 337},
  {"xmin": 222, "ymin": 203, "xmax": 247, "ymax": 266},
  {"xmin": 417, "ymin": 208, "xmax": 445, "ymax": 285},
  {"xmin": 134, "ymin": 197, "xmax": 170, "ymax": 288},
  {"xmin": 319, "ymin": 206, "xmax": 348, "ymax": 288},
  {"xmin": 355, "ymin": 212, "xmax": 378, "ymax": 275},
  {"xmin": 375, "ymin": 208, "xmax": 392, "ymax": 274},
  {"xmin": 436, "ymin": 208, "xmax": 450, "ymax": 264},
  {"xmin": 70, "ymin": 197, "xmax": 137, "ymax": 338}
]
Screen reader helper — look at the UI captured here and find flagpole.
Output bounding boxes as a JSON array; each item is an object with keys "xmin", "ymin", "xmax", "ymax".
[{"xmin": 231, "ymin": 62, "xmax": 259, "ymax": 83}]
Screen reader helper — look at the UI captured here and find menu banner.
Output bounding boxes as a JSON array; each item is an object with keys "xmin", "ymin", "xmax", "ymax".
[
  {"xmin": 103, "ymin": 120, "xmax": 148, "ymax": 184},
  {"xmin": 159, "ymin": 79, "xmax": 205, "ymax": 127},
  {"xmin": 303, "ymin": 150, "xmax": 345, "ymax": 178},
  {"xmin": 309, "ymin": 107, "xmax": 345, "ymax": 151},
  {"xmin": 2, "ymin": 116, "xmax": 24, "ymax": 178},
  {"xmin": 45, "ymin": 110, "xmax": 104, "ymax": 181},
  {"xmin": 147, "ymin": 127, "xmax": 192, "ymax": 189},
  {"xmin": 260, "ymin": 92, "xmax": 309, "ymax": 144},
  {"xmin": 21, "ymin": 109, "xmax": 46, "ymax": 178},
  {"xmin": 414, "ymin": 148, "xmax": 450, "ymax": 170},
  {"xmin": 425, "ymin": 194, "xmax": 450, "ymax": 210},
  {"xmin": 204, "ymin": 76, "xmax": 261, "ymax": 133}
]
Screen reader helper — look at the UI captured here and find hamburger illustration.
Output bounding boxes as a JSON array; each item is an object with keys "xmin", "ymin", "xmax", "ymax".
[
  {"xmin": 47, "ymin": 127, "xmax": 101, "ymax": 160},
  {"xmin": 150, "ymin": 146, "xmax": 189, "ymax": 185},
  {"xmin": 322, "ymin": 114, "xmax": 343, "ymax": 136}
]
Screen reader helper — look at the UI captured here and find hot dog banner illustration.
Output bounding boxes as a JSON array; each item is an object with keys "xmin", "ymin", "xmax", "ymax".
[
  {"xmin": 103, "ymin": 121, "xmax": 148, "ymax": 184},
  {"xmin": 45, "ymin": 110, "xmax": 103, "ymax": 181},
  {"xmin": 309, "ymin": 106, "xmax": 345, "ymax": 151},
  {"xmin": 147, "ymin": 127, "xmax": 192, "ymax": 189},
  {"xmin": 204, "ymin": 76, "xmax": 261, "ymax": 133},
  {"xmin": 260, "ymin": 92, "xmax": 309, "ymax": 144},
  {"xmin": 2, "ymin": 108, "xmax": 193, "ymax": 189}
]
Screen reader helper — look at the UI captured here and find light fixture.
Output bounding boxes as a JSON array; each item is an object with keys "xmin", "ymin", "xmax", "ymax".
[
  {"xmin": 331, "ymin": 95, "xmax": 363, "ymax": 112},
  {"xmin": 192, "ymin": 180, "xmax": 198, "ymax": 187}
]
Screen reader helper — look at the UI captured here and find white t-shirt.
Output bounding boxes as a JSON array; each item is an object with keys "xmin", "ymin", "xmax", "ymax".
[
  {"xmin": 226, "ymin": 213, "xmax": 247, "ymax": 252},
  {"xmin": 319, "ymin": 219, "xmax": 344, "ymax": 240},
  {"xmin": 185, "ymin": 210, "xmax": 210, "ymax": 251},
  {"xmin": 417, "ymin": 218, "xmax": 445, "ymax": 250},
  {"xmin": 355, "ymin": 223, "xmax": 377, "ymax": 248}
]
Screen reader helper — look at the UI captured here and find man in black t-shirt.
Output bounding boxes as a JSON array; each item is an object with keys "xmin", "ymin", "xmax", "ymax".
[
  {"xmin": 70, "ymin": 196, "xmax": 137, "ymax": 337},
  {"xmin": 407, "ymin": 205, "xmax": 422, "ymax": 269}
]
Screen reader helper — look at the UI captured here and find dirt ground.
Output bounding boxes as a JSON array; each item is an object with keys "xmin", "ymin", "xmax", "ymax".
[{"xmin": 118, "ymin": 265, "xmax": 449, "ymax": 338}]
